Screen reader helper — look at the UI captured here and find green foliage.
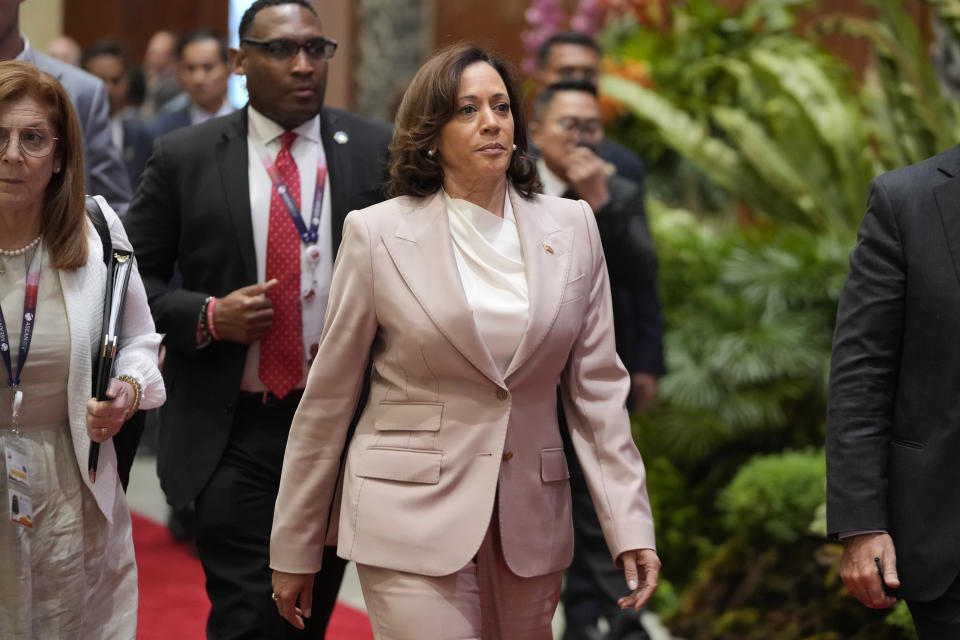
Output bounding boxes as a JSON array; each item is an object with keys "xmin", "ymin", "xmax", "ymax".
[
  {"xmin": 634, "ymin": 202, "xmax": 844, "ymax": 467},
  {"xmin": 717, "ymin": 450, "xmax": 826, "ymax": 545}
]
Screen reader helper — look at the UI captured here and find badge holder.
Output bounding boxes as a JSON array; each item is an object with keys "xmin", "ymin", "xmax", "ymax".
[{"xmin": 4, "ymin": 389, "xmax": 33, "ymax": 528}]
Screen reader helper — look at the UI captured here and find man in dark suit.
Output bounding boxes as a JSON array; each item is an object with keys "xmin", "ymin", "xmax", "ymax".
[
  {"xmin": 124, "ymin": 1, "xmax": 392, "ymax": 637},
  {"xmin": 81, "ymin": 41, "xmax": 153, "ymax": 189},
  {"xmin": 147, "ymin": 29, "xmax": 234, "ymax": 141},
  {"xmin": 0, "ymin": 1, "xmax": 132, "ymax": 213},
  {"xmin": 826, "ymin": 146, "xmax": 960, "ymax": 638},
  {"xmin": 534, "ymin": 31, "xmax": 645, "ymax": 186},
  {"xmin": 531, "ymin": 80, "xmax": 664, "ymax": 640}
]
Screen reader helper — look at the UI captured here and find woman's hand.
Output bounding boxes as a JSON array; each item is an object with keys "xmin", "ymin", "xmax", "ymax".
[
  {"xmin": 617, "ymin": 548, "xmax": 661, "ymax": 611},
  {"xmin": 85, "ymin": 378, "xmax": 134, "ymax": 442},
  {"xmin": 272, "ymin": 570, "xmax": 314, "ymax": 630}
]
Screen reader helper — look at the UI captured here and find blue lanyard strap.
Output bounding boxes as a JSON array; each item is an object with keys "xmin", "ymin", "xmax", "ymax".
[
  {"xmin": 249, "ymin": 119, "xmax": 327, "ymax": 245},
  {"xmin": 0, "ymin": 241, "xmax": 42, "ymax": 388}
]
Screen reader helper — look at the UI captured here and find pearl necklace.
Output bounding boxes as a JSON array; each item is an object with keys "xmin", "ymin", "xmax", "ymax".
[{"xmin": 0, "ymin": 235, "xmax": 41, "ymax": 257}]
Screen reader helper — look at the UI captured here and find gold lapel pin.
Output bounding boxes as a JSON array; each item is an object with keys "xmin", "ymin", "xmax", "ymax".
[{"xmin": 542, "ymin": 242, "xmax": 554, "ymax": 254}]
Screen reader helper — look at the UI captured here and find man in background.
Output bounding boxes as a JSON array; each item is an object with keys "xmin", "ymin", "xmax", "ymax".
[
  {"xmin": 535, "ymin": 30, "xmax": 646, "ymax": 186},
  {"xmin": 148, "ymin": 29, "xmax": 234, "ymax": 139},
  {"xmin": 142, "ymin": 29, "xmax": 185, "ymax": 116},
  {"xmin": 532, "ymin": 80, "xmax": 664, "ymax": 640},
  {"xmin": 125, "ymin": 1, "xmax": 392, "ymax": 636},
  {"xmin": 82, "ymin": 40, "xmax": 153, "ymax": 188},
  {"xmin": 0, "ymin": 3, "xmax": 131, "ymax": 213}
]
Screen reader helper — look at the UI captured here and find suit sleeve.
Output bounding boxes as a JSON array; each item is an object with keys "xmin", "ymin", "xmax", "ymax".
[
  {"xmin": 271, "ymin": 211, "xmax": 379, "ymax": 573},
  {"xmin": 81, "ymin": 78, "xmax": 132, "ymax": 215},
  {"xmin": 124, "ymin": 137, "xmax": 208, "ymax": 356},
  {"xmin": 825, "ymin": 178, "xmax": 906, "ymax": 537},
  {"xmin": 560, "ymin": 200, "xmax": 656, "ymax": 564}
]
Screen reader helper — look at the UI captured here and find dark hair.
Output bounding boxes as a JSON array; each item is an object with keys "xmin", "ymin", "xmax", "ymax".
[
  {"xmin": 536, "ymin": 31, "xmax": 601, "ymax": 69},
  {"xmin": 389, "ymin": 43, "xmax": 540, "ymax": 200},
  {"xmin": 238, "ymin": 0, "xmax": 318, "ymax": 39},
  {"xmin": 533, "ymin": 79, "xmax": 598, "ymax": 121},
  {"xmin": 0, "ymin": 62, "xmax": 87, "ymax": 269},
  {"xmin": 178, "ymin": 29, "xmax": 228, "ymax": 64},
  {"xmin": 80, "ymin": 39, "xmax": 130, "ymax": 72}
]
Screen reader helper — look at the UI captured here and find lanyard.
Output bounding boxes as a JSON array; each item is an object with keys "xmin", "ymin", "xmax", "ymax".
[
  {"xmin": 0, "ymin": 241, "xmax": 42, "ymax": 389},
  {"xmin": 249, "ymin": 119, "xmax": 328, "ymax": 245}
]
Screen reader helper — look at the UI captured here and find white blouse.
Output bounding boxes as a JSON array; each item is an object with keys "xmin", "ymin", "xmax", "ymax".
[{"xmin": 444, "ymin": 189, "xmax": 529, "ymax": 375}]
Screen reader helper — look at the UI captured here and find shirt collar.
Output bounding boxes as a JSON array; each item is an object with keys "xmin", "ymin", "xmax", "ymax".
[
  {"xmin": 189, "ymin": 99, "xmax": 235, "ymax": 126},
  {"xmin": 536, "ymin": 157, "xmax": 569, "ymax": 198},
  {"xmin": 247, "ymin": 104, "xmax": 321, "ymax": 147}
]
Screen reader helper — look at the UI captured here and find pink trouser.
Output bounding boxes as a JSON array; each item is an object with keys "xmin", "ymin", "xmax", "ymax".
[{"xmin": 356, "ymin": 515, "xmax": 562, "ymax": 640}]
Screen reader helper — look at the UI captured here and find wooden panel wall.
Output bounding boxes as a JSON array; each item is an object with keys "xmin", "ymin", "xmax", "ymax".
[{"xmin": 63, "ymin": 0, "xmax": 229, "ymax": 63}]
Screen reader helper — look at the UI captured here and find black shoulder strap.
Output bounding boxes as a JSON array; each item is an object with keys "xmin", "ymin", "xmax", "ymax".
[{"xmin": 85, "ymin": 195, "xmax": 111, "ymax": 267}]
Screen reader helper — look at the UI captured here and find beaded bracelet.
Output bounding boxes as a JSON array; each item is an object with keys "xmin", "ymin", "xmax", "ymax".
[{"xmin": 116, "ymin": 375, "xmax": 142, "ymax": 419}]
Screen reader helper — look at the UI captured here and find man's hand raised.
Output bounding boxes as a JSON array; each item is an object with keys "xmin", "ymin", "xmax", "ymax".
[{"xmin": 213, "ymin": 279, "xmax": 278, "ymax": 343}]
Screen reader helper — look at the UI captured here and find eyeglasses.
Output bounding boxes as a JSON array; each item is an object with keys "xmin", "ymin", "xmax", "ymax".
[
  {"xmin": 0, "ymin": 126, "xmax": 58, "ymax": 158},
  {"xmin": 556, "ymin": 117, "xmax": 603, "ymax": 136},
  {"xmin": 241, "ymin": 37, "xmax": 338, "ymax": 61}
]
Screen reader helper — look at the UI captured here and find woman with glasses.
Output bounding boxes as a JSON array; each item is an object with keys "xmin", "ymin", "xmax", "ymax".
[{"xmin": 0, "ymin": 61, "xmax": 164, "ymax": 637}]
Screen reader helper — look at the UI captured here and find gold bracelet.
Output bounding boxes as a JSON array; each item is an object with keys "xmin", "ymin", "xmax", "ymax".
[{"xmin": 116, "ymin": 375, "xmax": 142, "ymax": 419}]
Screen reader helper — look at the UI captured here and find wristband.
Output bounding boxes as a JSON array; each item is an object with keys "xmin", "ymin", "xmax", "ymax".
[{"xmin": 207, "ymin": 297, "xmax": 220, "ymax": 341}]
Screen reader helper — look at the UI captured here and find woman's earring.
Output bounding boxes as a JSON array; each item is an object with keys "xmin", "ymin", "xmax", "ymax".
[
  {"xmin": 512, "ymin": 143, "xmax": 517, "ymax": 151},
  {"xmin": 53, "ymin": 166, "xmax": 61, "ymax": 173},
  {"xmin": 426, "ymin": 148, "xmax": 435, "ymax": 158}
]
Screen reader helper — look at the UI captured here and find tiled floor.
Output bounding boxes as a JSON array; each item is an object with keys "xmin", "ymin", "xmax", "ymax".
[{"xmin": 126, "ymin": 456, "xmax": 673, "ymax": 640}]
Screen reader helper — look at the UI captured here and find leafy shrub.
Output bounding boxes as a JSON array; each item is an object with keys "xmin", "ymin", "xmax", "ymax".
[{"xmin": 717, "ymin": 449, "xmax": 826, "ymax": 545}]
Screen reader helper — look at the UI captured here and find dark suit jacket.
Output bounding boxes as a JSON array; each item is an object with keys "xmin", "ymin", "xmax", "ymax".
[
  {"xmin": 600, "ymin": 138, "xmax": 644, "ymax": 187},
  {"xmin": 146, "ymin": 106, "xmax": 191, "ymax": 142},
  {"xmin": 124, "ymin": 106, "xmax": 393, "ymax": 509},
  {"xmin": 121, "ymin": 117, "xmax": 153, "ymax": 190},
  {"xmin": 827, "ymin": 143, "xmax": 960, "ymax": 601}
]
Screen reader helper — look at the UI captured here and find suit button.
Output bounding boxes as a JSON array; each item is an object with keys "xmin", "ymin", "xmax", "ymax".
[
  {"xmin": 496, "ymin": 388, "xmax": 508, "ymax": 400},
  {"xmin": 502, "ymin": 451, "xmax": 514, "ymax": 461},
  {"xmin": 224, "ymin": 402, "xmax": 233, "ymax": 415}
]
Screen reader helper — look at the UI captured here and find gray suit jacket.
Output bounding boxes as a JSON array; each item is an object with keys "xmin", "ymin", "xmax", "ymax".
[{"xmin": 28, "ymin": 49, "xmax": 132, "ymax": 214}]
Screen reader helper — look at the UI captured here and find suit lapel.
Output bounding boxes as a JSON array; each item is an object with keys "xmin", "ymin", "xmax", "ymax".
[
  {"xmin": 321, "ymin": 107, "xmax": 352, "ymax": 250},
  {"xmin": 217, "ymin": 110, "xmax": 257, "ymax": 283},
  {"xmin": 383, "ymin": 192, "xmax": 503, "ymax": 386},
  {"xmin": 504, "ymin": 189, "xmax": 572, "ymax": 379}
]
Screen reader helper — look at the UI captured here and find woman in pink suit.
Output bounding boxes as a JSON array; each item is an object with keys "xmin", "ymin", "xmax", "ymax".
[{"xmin": 270, "ymin": 43, "xmax": 660, "ymax": 639}]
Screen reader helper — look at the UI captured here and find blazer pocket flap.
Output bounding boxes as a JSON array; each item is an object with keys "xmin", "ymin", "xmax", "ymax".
[
  {"xmin": 374, "ymin": 402, "xmax": 443, "ymax": 431},
  {"xmin": 355, "ymin": 447, "xmax": 442, "ymax": 484},
  {"xmin": 541, "ymin": 448, "xmax": 570, "ymax": 482}
]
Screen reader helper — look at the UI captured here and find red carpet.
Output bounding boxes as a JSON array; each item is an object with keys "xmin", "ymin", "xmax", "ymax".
[{"xmin": 132, "ymin": 512, "xmax": 374, "ymax": 639}]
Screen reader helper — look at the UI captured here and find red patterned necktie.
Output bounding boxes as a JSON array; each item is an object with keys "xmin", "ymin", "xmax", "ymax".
[{"xmin": 260, "ymin": 130, "xmax": 303, "ymax": 398}]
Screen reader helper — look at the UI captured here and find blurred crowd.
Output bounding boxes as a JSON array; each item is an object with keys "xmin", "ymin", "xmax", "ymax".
[{"xmin": 45, "ymin": 29, "xmax": 234, "ymax": 192}]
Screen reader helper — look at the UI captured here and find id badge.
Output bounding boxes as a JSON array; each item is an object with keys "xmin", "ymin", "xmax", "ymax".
[
  {"xmin": 3, "ymin": 437, "xmax": 29, "ymax": 488},
  {"xmin": 8, "ymin": 487, "xmax": 33, "ymax": 528}
]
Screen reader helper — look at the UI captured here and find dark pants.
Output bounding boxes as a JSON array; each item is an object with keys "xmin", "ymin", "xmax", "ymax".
[
  {"xmin": 559, "ymin": 400, "xmax": 649, "ymax": 640},
  {"xmin": 195, "ymin": 392, "xmax": 347, "ymax": 640},
  {"xmin": 907, "ymin": 571, "xmax": 960, "ymax": 639}
]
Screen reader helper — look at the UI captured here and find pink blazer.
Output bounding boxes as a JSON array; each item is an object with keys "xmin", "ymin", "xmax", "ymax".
[{"xmin": 270, "ymin": 186, "xmax": 655, "ymax": 578}]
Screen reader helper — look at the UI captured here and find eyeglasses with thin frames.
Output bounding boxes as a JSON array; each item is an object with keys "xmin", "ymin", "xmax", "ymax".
[
  {"xmin": 0, "ymin": 126, "xmax": 58, "ymax": 158},
  {"xmin": 241, "ymin": 37, "xmax": 338, "ymax": 61},
  {"xmin": 556, "ymin": 117, "xmax": 603, "ymax": 137}
]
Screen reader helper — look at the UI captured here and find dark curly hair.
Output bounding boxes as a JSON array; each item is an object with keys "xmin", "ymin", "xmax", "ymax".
[{"xmin": 388, "ymin": 43, "xmax": 541, "ymax": 200}]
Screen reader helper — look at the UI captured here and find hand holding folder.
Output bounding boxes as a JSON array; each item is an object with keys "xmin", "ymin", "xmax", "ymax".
[{"xmin": 87, "ymin": 248, "xmax": 134, "ymax": 483}]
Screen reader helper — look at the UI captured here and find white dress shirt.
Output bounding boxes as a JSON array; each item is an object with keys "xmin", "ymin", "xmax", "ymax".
[
  {"xmin": 240, "ymin": 106, "xmax": 333, "ymax": 392},
  {"xmin": 444, "ymin": 189, "xmax": 529, "ymax": 375}
]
